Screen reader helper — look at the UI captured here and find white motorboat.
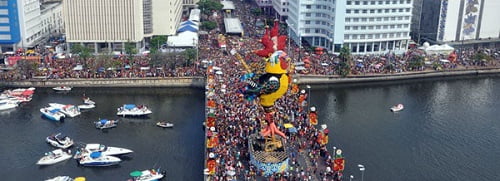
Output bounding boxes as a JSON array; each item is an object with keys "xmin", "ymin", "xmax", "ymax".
[
  {"xmin": 156, "ymin": 121, "xmax": 174, "ymax": 128},
  {"xmin": 36, "ymin": 149, "xmax": 72, "ymax": 165},
  {"xmin": 78, "ymin": 152, "xmax": 121, "ymax": 167},
  {"xmin": 129, "ymin": 169, "xmax": 165, "ymax": 181},
  {"xmin": 45, "ymin": 176, "xmax": 73, "ymax": 181},
  {"xmin": 117, "ymin": 104, "xmax": 152, "ymax": 116},
  {"xmin": 95, "ymin": 119, "xmax": 118, "ymax": 129},
  {"xmin": 77, "ymin": 104, "xmax": 95, "ymax": 110},
  {"xmin": 53, "ymin": 86, "xmax": 72, "ymax": 91},
  {"xmin": 49, "ymin": 103, "xmax": 81, "ymax": 117},
  {"xmin": 83, "ymin": 97, "xmax": 95, "ymax": 105},
  {"xmin": 390, "ymin": 104, "xmax": 404, "ymax": 112},
  {"xmin": 46, "ymin": 133, "xmax": 74, "ymax": 149},
  {"xmin": 40, "ymin": 107, "xmax": 65, "ymax": 121},
  {"xmin": 0, "ymin": 100, "xmax": 18, "ymax": 111},
  {"xmin": 84, "ymin": 143, "xmax": 133, "ymax": 156}
]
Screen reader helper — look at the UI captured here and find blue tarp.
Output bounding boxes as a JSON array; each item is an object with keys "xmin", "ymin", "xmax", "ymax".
[
  {"xmin": 124, "ymin": 104, "xmax": 136, "ymax": 109},
  {"xmin": 100, "ymin": 119, "xmax": 108, "ymax": 124},
  {"xmin": 49, "ymin": 109, "xmax": 60, "ymax": 113},
  {"xmin": 177, "ymin": 25, "xmax": 198, "ymax": 33},
  {"xmin": 288, "ymin": 127, "xmax": 298, "ymax": 133},
  {"xmin": 124, "ymin": 65, "xmax": 131, "ymax": 69},
  {"xmin": 90, "ymin": 152, "xmax": 101, "ymax": 158}
]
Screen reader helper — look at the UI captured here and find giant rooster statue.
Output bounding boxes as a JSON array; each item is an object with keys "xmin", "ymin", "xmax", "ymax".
[{"xmin": 240, "ymin": 19, "xmax": 291, "ymax": 152}]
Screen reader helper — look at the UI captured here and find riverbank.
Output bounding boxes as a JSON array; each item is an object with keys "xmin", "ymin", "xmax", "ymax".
[
  {"xmin": 2, "ymin": 68, "xmax": 500, "ymax": 88},
  {"xmin": 0, "ymin": 77, "xmax": 205, "ymax": 88},
  {"xmin": 295, "ymin": 68, "xmax": 500, "ymax": 85}
]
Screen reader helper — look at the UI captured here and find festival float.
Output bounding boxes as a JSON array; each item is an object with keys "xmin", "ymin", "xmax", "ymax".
[{"xmin": 236, "ymin": 20, "xmax": 291, "ymax": 176}]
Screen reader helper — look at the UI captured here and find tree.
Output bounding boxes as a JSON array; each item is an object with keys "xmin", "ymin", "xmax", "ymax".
[
  {"xmin": 251, "ymin": 8, "xmax": 262, "ymax": 17},
  {"xmin": 183, "ymin": 48, "xmax": 197, "ymax": 66},
  {"xmin": 150, "ymin": 51, "xmax": 168, "ymax": 67},
  {"xmin": 473, "ymin": 51, "xmax": 492, "ymax": 63},
  {"xmin": 150, "ymin": 35, "xmax": 167, "ymax": 53},
  {"xmin": 197, "ymin": 0, "xmax": 223, "ymax": 16},
  {"xmin": 15, "ymin": 59, "xmax": 38, "ymax": 79},
  {"xmin": 408, "ymin": 55, "xmax": 424, "ymax": 71},
  {"xmin": 201, "ymin": 21, "xmax": 217, "ymax": 31},
  {"xmin": 125, "ymin": 41, "xmax": 137, "ymax": 62},
  {"xmin": 71, "ymin": 44, "xmax": 92, "ymax": 65},
  {"xmin": 337, "ymin": 46, "xmax": 352, "ymax": 77}
]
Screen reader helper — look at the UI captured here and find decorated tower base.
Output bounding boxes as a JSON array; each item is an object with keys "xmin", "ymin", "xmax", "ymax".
[{"xmin": 248, "ymin": 134, "xmax": 288, "ymax": 177}]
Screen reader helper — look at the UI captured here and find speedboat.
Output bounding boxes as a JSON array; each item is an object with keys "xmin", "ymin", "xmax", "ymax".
[
  {"xmin": 117, "ymin": 104, "xmax": 152, "ymax": 116},
  {"xmin": 45, "ymin": 176, "xmax": 73, "ymax": 181},
  {"xmin": 84, "ymin": 143, "xmax": 133, "ymax": 156},
  {"xmin": 46, "ymin": 133, "xmax": 74, "ymax": 149},
  {"xmin": 36, "ymin": 149, "xmax": 72, "ymax": 165},
  {"xmin": 53, "ymin": 86, "xmax": 72, "ymax": 92},
  {"xmin": 83, "ymin": 97, "xmax": 95, "ymax": 105},
  {"xmin": 95, "ymin": 119, "xmax": 118, "ymax": 129},
  {"xmin": 78, "ymin": 152, "xmax": 121, "ymax": 167},
  {"xmin": 40, "ymin": 107, "xmax": 65, "ymax": 121},
  {"xmin": 78, "ymin": 104, "xmax": 95, "ymax": 110},
  {"xmin": 129, "ymin": 169, "xmax": 165, "ymax": 181},
  {"xmin": 390, "ymin": 104, "xmax": 404, "ymax": 112},
  {"xmin": 0, "ymin": 100, "xmax": 18, "ymax": 111},
  {"xmin": 156, "ymin": 121, "xmax": 174, "ymax": 128},
  {"xmin": 48, "ymin": 103, "xmax": 81, "ymax": 117}
]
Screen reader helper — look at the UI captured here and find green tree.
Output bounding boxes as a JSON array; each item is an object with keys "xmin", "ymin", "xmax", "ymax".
[
  {"xmin": 125, "ymin": 41, "xmax": 137, "ymax": 62},
  {"xmin": 150, "ymin": 51, "xmax": 168, "ymax": 67},
  {"xmin": 15, "ymin": 59, "xmax": 38, "ymax": 79},
  {"xmin": 183, "ymin": 48, "xmax": 197, "ymax": 66},
  {"xmin": 201, "ymin": 21, "xmax": 218, "ymax": 31},
  {"xmin": 337, "ymin": 46, "xmax": 352, "ymax": 77},
  {"xmin": 71, "ymin": 44, "xmax": 92, "ymax": 66},
  {"xmin": 251, "ymin": 8, "xmax": 262, "ymax": 17},
  {"xmin": 473, "ymin": 51, "xmax": 492, "ymax": 63},
  {"xmin": 197, "ymin": 0, "xmax": 223, "ymax": 15},
  {"xmin": 150, "ymin": 35, "xmax": 167, "ymax": 53},
  {"xmin": 408, "ymin": 55, "xmax": 424, "ymax": 70}
]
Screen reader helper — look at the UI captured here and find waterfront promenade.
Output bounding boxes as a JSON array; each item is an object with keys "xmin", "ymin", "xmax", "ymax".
[{"xmin": 2, "ymin": 68, "xmax": 500, "ymax": 88}]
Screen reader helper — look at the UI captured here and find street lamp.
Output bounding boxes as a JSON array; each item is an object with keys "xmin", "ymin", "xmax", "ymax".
[
  {"xmin": 286, "ymin": 20, "xmax": 293, "ymax": 56},
  {"xmin": 358, "ymin": 164, "xmax": 365, "ymax": 181},
  {"xmin": 306, "ymin": 85, "xmax": 311, "ymax": 106},
  {"xmin": 350, "ymin": 175, "xmax": 354, "ymax": 181}
]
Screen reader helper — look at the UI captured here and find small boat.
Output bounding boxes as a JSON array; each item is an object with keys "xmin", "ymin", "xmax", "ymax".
[
  {"xmin": 0, "ymin": 100, "xmax": 18, "ymax": 111},
  {"xmin": 46, "ymin": 133, "xmax": 74, "ymax": 149},
  {"xmin": 45, "ymin": 176, "xmax": 73, "ymax": 181},
  {"xmin": 95, "ymin": 119, "xmax": 118, "ymax": 129},
  {"xmin": 156, "ymin": 121, "xmax": 174, "ymax": 128},
  {"xmin": 49, "ymin": 103, "xmax": 81, "ymax": 117},
  {"xmin": 390, "ymin": 104, "xmax": 404, "ymax": 112},
  {"xmin": 117, "ymin": 104, "xmax": 152, "ymax": 116},
  {"xmin": 53, "ymin": 86, "xmax": 72, "ymax": 92},
  {"xmin": 83, "ymin": 143, "xmax": 133, "ymax": 156},
  {"xmin": 83, "ymin": 97, "xmax": 95, "ymax": 105},
  {"xmin": 36, "ymin": 149, "xmax": 72, "ymax": 165},
  {"xmin": 129, "ymin": 168, "xmax": 166, "ymax": 181},
  {"xmin": 78, "ymin": 104, "xmax": 95, "ymax": 110},
  {"xmin": 78, "ymin": 152, "xmax": 121, "ymax": 167},
  {"xmin": 40, "ymin": 107, "xmax": 65, "ymax": 121}
]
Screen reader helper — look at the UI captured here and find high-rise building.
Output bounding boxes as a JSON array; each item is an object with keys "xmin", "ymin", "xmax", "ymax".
[
  {"xmin": 272, "ymin": 0, "xmax": 289, "ymax": 21},
  {"xmin": 0, "ymin": 0, "xmax": 61, "ymax": 52},
  {"xmin": 63, "ymin": 0, "xmax": 182, "ymax": 53},
  {"xmin": 287, "ymin": 0, "xmax": 413, "ymax": 54},
  {"xmin": 412, "ymin": 0, "xmax": 500, "ymax": 47}
]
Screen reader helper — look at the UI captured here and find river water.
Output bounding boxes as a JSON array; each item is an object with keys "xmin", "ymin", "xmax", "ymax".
[
  {"xmin": 0, "ymin": 87, "xmax": 205, "ymax": 181},
  {"xmin": 1, "ymin": 76, "xmax": 499, "ymax": 181},
  {"xmin": 313, "ymin": 76, "xmax": 500, "ymax": 181}
]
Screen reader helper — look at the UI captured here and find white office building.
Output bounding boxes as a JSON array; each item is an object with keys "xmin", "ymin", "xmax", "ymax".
[
  {"xmin": 63, "ymin": 0, "xmax": 183, "ymax": 53},
  {"xmin": 287, "ymin": 0, "xmax": 413, "ymax": 54},
  {"xmin": 272, "ymin": 0, "xmax": 289, "ymax": 21},
  {"xmin": 412, "ymin": 0, "xmax": 500, "ymax": 47}
]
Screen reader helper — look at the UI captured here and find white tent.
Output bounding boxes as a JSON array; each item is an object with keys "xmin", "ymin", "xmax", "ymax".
[
  {"xmin": 221, "ymin": 1, "xmax": 235, "ymax": 10},
  {"xmin": 189, "ymin": 9, "xmax": 200, "ymax": 22},
  {"xmin": 167, "ymin": 31, "xmax": 198, "ymax": 47},
  {"xmin": 224, "ymin": 18, "xmax": 243, "ymax": 34},
  {"xmin": 424, "ymin": 44, "xmax": 454, "ymax": 54}
]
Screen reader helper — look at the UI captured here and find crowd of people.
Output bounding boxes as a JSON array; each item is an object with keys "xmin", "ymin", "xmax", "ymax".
[{"xmin": 203, "ymin": 1, "xmax": 343, "ymax": 180}]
